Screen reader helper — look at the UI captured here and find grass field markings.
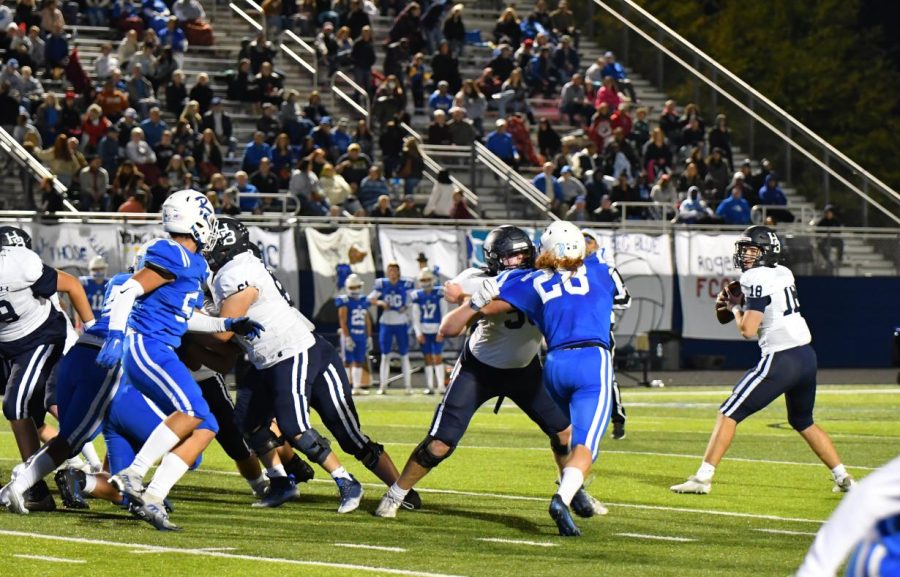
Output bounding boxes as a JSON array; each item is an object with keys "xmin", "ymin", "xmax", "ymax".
[
  {"xmin": 334, "ymin": 543, "xmax": 407, "ymax": 553},
  {"xmin": 12, "ymin": 554, "xmax": 87, "ymax": 563},
  {"xmin": 755, "ymin": 529, "xmax": 818, "ymax": 537},
  {"xmin": 615, "ymin": 533, "xmax": 696, "ymax": 543},
  {"xmin": 0, "ymin": 530, "xmax": 470, "ymax": 577},
  {"xmin": 476, "ymin": 538, "xmax": 558, "ymax": 548}
]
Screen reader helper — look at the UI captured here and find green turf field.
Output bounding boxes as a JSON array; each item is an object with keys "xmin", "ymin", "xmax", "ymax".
[{"xmin": 0, "ymin": 385, "xmax": 897, "ymax": 577}]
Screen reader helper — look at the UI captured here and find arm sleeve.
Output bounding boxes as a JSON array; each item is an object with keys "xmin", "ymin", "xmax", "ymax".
[
  {"xmin": 31, "ymin": 264, "xmax": 59, "ymax": 299},
  {"xmin": 411, "ymin": 299, "xmax": 423, "ymax": 337},
  {"xmin": 107, "ymin": 278, "xmax": 145, "ymax": 332},
  {"xmin": 610, "ymin": 267, "xmax": 631, "ymax": 310},
  {"xmin": 744, "ymin": 296, "xmax": 770, "ymax": 312},
  {"xmin": 187, "ymin": 312, "xmax": 228, "ymax": 333}
]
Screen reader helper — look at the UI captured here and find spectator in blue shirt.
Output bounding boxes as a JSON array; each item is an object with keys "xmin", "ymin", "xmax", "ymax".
[
  {"xmin": 139, "ymin": 107, "xmax": 168, "ymax": 148},
  {"xmin": 485, "ymin": 118, "xmax": 519, "ymax": 168},
  {"xmin": 230, "ymin": 170, "xmax": 261, "ymax": 212},
  {"xmin": 45, "ymin": 23, "xmax": 69, "ymax": 72},
  {"xmin": 332, "ymin": 118, "xmax": 352, "ymax": 156},
  {"xmin": 758, "ymin": 173, "xmax": 794, "ymax": 222},
  {"xmin": 428, "ymin": 80, "xmax": 454, "ymax": 113},
  {"xmin": 242, "ymin": 131, "xmax": 272, "ymax": 174},
  {"xmin": 158, "ymin": 17, "xmax": 188, "ymax": 68},
  {"xmin": 357, "ymin": 164, "xmax": 389, "ymax": 211},
  {"xmin": 716, "ymin": 185, "xmax": 752, "ymax": 225},
  {"xmin": 600, "ymin": 51, "xmax": 637, "ymax": 103},
  {"xmin": 532, "ymin": 161, "xmax": 563, "ymax": 212}
]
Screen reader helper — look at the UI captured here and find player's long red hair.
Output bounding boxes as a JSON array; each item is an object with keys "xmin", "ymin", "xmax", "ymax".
[{"xmin": 534, "ymin": 252, "xmax": 584, "ymax": 272}]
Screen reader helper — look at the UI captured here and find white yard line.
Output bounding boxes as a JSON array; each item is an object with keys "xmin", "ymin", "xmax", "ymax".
[
  {"xmin": 616, "ymin": 533, "xmax": 696, "ymax": 543},
  {"xmin": 477, "ymin": 538, "xmax": 558, "ymax": 548},
  {"xmin": 12, "ymin": 554, "xmax": 86, "ymax": 564},
  {"xmin": 0, "ymin": 530, "xmax": 467, "ymax": 577},
  {"xmin": 756, "ymin": 528, "xmax": 818, "ymax": 537},
  {"xmin": 334, "ymin": 543, "xmax": 407, "ymax": 553}
]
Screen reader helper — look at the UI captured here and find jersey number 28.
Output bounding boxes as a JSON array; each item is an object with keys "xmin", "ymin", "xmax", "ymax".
[{"xmin": 534, "ymin": 266, "xmax": 590, "ymax": 304}]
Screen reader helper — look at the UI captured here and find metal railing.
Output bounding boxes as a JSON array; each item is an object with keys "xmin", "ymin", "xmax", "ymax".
[
  {"xmin": 233, "ymin": 191, "xmax": 300, "ymax": 215},
  {"xmin": 590, "ymin": 0, "xmax": 900, "ymax": 227},
  {"xmin": 0, "ymin": 128, "xmax": 77, "ymax": 212},
  {"xmin": 399, "ymin": 124, "xmax": 478, "ymax": 208},
  {"xmin": 751, "ymin": 204, "xmax": 818, "ymax": 226},
  {"xmin": 473, "ymin": 141, "xmax": 557, "ymax": 220},
  {"xmin": 331, "ymin": 71, "xmax": 370, "ymax": 125}
]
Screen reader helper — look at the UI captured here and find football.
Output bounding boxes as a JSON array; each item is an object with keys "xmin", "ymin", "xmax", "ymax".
[{"xmin": 715, "ymin": 290, "xmax": 734, "ymax": 324}]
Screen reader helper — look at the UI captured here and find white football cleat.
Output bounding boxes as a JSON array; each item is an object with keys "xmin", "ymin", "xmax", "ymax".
[
  {"xmin": 1, "ymin": 481, "xmax": 29, "ymax": 514},
  {"xmin": 374, "ymin": 492, "xmax": 402, "ymax": 518},
  {"xmin": 110, "ymin": 467, "xmax": 145, "ymax": 503},
  {"xmin": 833, "ymin": 475, "xmax": 856, "ymax": 493},
  {"xmin": 670, "ymin": 476, "xmax": 712, "ymax": 494}
]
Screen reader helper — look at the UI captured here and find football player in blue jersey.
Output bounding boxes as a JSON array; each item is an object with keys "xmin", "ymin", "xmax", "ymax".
[
  {"xmin": 368, "ymin": 262, "xmax": 415, "ymax": 394},
  {"xmin": 410, "ymin": 268, "xmax": 447, "ymax": 395},
  {"xmin": 96, "ymin": 190, "xmax": 264, "ymax": 531},
  {"xmin": 441, "ymin": 221, "xmax": 616, "ymax": 537},
  {"xmin": 80, "ymin": 256, "xmax": 110, "ymax": 321},
  {"xmin": 0, "ymin": 225, "xmax": 96, "ymax": 512},
  {"xmin": 336, "ymin": 274, "xmax": 372, "ymax": 394}
]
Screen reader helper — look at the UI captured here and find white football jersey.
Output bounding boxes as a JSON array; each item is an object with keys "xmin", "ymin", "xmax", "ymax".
[
  {"xmin": 210, "ymin": 252, "xmax": 316, "ymax": 369},
  {"xmin": 739, "ymin": 264, "xmax": 811, "ymax": 356},
  {"xmin": 0, "ymin": 247, "xmax": 53, "ymax": 343},
  {"xmin": 453, "ymin": 267, "xmax": 541, "ymax": 369},
  {"xmin": 50, "ymin": 295, "xmax": 78, "ymax": 354}
]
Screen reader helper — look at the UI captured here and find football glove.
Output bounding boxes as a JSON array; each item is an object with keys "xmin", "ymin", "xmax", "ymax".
[
  {"xmin": 346, "ymin": 337, "xmax": 355, "ymax": 352},
  {"xmin": 97, "ymin": 330, "xmax": 125, "ymax": 368},
  {"xmin": 225, "ymin": 317, "xmax": 265, "ymax": 339},
  {"xmin": 470, "ymin": 278, "xmax": 498, "ymax": 311}
]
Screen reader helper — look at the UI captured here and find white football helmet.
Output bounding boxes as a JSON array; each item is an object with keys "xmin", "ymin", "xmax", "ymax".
[
  {"xmin": 346, "ymin": 273, "xmax": 364, "ymax": 297},
  {"xmin": 88, "ymin": 255, "xmax": 108, "ymax": 273},
  {"xmin": 540, "ymin": 220, "xmax": 585, "ymax": 260},
  {"xmin": 418, "ymin": 267, "xmax": 435, "ymax": 289},
  {"xmin": 130, "ymin": 241, "xmax": 153, "ymax": 272},
  {"xmin": 162, "ymin": 189, "xmax": 218, "ymax": 252}
]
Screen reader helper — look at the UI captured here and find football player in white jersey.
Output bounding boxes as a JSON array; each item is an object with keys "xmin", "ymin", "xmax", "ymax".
[
  {"xmin": 582, "ymin": 229, "xmax": 631, "ymax": 439},
  {"xmin": 670, "ymin": 225, "xmax": 855, "ymax": 495},
  {"xmin": 205, "ymin": 218, "xmax": 420, "ymax": 511},
  {"xmin": 375, "ymin": 225, "xmax": 605, "ymax": 519},
  {"xmin": 0, "ymin": 225, "xmax": 95, "ymax": 511}
]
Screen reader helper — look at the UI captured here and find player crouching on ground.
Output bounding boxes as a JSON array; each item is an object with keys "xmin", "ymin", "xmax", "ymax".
[{"xmin": 670, "ymin": 225, "xmax": 854, "ymax": 495}]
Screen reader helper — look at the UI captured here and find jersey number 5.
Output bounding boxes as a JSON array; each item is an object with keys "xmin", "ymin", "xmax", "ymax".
[{"xmin": 533, "ymin": 266, "xmax": 590, "ymax": 304}]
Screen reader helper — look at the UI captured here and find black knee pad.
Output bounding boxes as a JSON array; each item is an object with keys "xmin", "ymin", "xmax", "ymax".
[
  {"xmin": 246, "ymin": 427, "xmax": 282, "ymax": 456},
  {"xmin": 788, "ymin": 414, "xmax": 814, "ymax": 432},
  {"xmin": 291, "ymin": 428, "xmax": 332, "ymax": 465},
  {"xmin": 550, "ymin": 434, "xmax": 570, "ymax": 456},
  {"xmin": 353, "ymin": 439, "xmax": 384, "ymax": 470},
  {"xmin": 411, "ymin": 436, "xmax": 454, "ymax": 469}
]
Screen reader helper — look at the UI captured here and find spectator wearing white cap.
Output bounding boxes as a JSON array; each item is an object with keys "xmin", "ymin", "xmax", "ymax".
[
  {"xmin": 447, "ymin": 106, "xmax": 476, "ymax": 146},
  {"xmin": 428, "ymin": 79, "xmax": 453, "ymax": 113},
  {"xmin": 425, "ymin": 109, "xmax": 451, "ymax": 145},
  {"xmin": 485, "ymin": 118, "xmax": 518, "ymax": 168}
]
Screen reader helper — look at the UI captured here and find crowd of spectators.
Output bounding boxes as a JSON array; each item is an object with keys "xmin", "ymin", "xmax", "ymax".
[{"xmin": 0, "ymin": 0, "xmax": 807, "ymax": 227}]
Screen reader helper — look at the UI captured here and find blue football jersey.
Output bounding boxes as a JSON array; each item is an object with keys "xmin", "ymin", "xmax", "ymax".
[
  {"xmin": 79, "ymin": 276, "xmax": 110, "ymax": 319},
  {"xmin": 371, "ymin": 278, "xmax": 415, "ymax": 310},
  {"xmin": 86, "ymin": 272, "xmax": 131, "ymax": 339},
  {"xmin": 410, "ymin": 288, "xmax": 444, "ymax": 324},
  {"xmin": 335, "ymin": 294, "xmax": 369, "ymax": 337},
  {"xmin": 497, "ymin": 253, "xmax": 615, "ymax": 351},
  {"xmin": 335, "ymin": 263, "xmax": 352, "ymax": 290},
  {"xmin": 128, "ymin": 239, "xmax": 209, "ymax": 348}
]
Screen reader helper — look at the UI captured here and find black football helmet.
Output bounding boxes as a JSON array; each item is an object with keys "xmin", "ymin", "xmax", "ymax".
[
  {"xmin": 207, "ymin": 217, "xmax": 253, "ymax": 271},
  {"xmin": 483, "ymin": 225, "xmax": 535, "ymax": 276},
  {"xmin": 0, "ymin": 226, "xmax": 32, "ymax": 249},
  {"xmin": 733, "ymin": 225, "xmax": 782, "ymax": 271}
]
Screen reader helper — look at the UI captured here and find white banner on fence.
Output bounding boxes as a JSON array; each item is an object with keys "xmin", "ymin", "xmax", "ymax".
[
  {"xmin": 674, "ymin": 231, "xmax": 743, "ymax": 340},
  {"xmin": 305, "ymin": 227, "xmax": 375, "ymax": 316},
  {"xmin": 247, "ymin": 227, "xmax": 300, "ymax": 310},
  {"xmin": 588, "ymin": 230, "xmax": 674, "ymax": 339},
  {"xmin": 26, "ymin": 223, "xmax": 122, "ymax": 272},
  {"xmin": 377, "ymin": 227, "xmax": 464, "ymax": 282}
]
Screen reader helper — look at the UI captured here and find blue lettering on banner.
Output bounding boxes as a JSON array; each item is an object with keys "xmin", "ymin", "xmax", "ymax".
[{"xmin": 255, "ymin": 241, "xmax": 280, "ymax": 269}]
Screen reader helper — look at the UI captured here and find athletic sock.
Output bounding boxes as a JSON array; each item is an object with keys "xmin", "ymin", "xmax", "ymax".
[
  {"xmin": 144, "ymin": 452, "xmax": 190, "ymax": 503},
  {"xmin": 351, "ymin": 366, "xmax": 363, "ymax": 388},
  {"xmin": 130, "ymin": 423, "xmax": 181, "ymax": 477},
  {"xmin": 11, "ymin": 447, "xmax": 57, "ymax": 491},
  {"xmin": 434, "ymin": 364, "xmax": 445, "ymax": 390},
  {"xmin": 401, "ymin": 355, "xmax": 411, "ymax": 390},
  {"xmin": 266, "ymin": 464, "xmax": 287, "ymax": 478},
  {"xmin": 330, "ymin": 466, "xmax": 352, "ymax": 481},
  {"xmin": 556, "ymin": 467, "xmax": 584, "ymax": 506},
  {"xmin": 696, "ymin": 461, "xmax": 716, "ymax": 482},
  {"xmin": 387, "ymin": 482, "xmax": 409, "ymax": 501},
  {"xmin": 248, "ymin": 474, "xmax": 268, "ymax": 495},
  {"xmin": 425, "ymin": 363, "xmax": 434, "ymax": 391},
  {"xmin": 83, "ymin": 473, "xmax": 98, "ymax": 494},
  {"xmin": 379, "ymin": 354, "xmax": 390, "ymax": 390},
  {"xmin": 832, "ymin": 464, "xmax": 848, "ymax": 482},
  {"xmin": 81, "ymin": 441, "xmax": 103, "ymax": 472}
]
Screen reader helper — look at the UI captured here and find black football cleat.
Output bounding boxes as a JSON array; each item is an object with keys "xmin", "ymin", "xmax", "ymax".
[
  {"xmin": 284, "ymin": 455, "xmax": 315, "ymax": 484},
  {"xmin": 403, "ymin": 488, "xmax": 422, "ymax": 510},
  {"xmin": 25, "ymin": 480, "xmax": 57, "ymax": 512},
  {"xmin": 612, "ymin": 422, "xmax": 626, "ymax": 440},
  {"xmin": 549, "ymin": 495, "xmax": 581, "ymax": 537},
  {"xmin": 54, "ymin": 468, "xmax": 89, "ymax": 509},
  {"xmin": 252, "ymin": 476, "xmax": 299, "ymax": 508}
]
